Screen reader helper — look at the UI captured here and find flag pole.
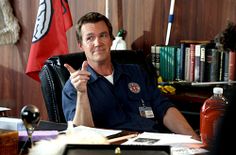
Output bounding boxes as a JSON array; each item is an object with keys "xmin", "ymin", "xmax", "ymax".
[
  {"xmin": 165, "ymin": 0, "xmax": 175, "ymax": 45},
  {"xmin": 105, "ymin": 0, "xmax": 109, "ymax": 18}
]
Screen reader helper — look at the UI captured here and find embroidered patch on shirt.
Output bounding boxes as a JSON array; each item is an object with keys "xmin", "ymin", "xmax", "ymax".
[{"xmin": 128, "ymin": 82, "xmax": 141, "ymax": 94}]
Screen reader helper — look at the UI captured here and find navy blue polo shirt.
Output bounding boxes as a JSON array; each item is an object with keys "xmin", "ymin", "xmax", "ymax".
[{"xmin": 62, "ymin": 62, "xmax": 174, "ymax": 132}]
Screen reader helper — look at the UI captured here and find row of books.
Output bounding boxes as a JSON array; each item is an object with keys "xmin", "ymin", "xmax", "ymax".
[{"xmin": 151, "ymin": 41, "xmax": 236, "ymax": 83}]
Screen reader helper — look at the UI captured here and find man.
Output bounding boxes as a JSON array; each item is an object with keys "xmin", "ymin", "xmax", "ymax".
[{"xmin": 62, "ymin": 12, "xmax": 199, "ymax": 140}]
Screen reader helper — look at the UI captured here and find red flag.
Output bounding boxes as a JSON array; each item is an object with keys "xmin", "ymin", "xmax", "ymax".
[{"xmin": 26, "ymin": 0, "xmax": 72, "ymax": 81}]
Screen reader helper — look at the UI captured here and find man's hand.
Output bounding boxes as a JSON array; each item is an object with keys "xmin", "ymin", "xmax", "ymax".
[{"xmin": 64, "ymin": 61, "xmax": 91, "ymax": 92}]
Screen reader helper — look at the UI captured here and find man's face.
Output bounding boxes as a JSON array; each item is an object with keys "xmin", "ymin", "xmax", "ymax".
[{"xmin": 79, "ymin": 21, "xmax": 113, "ymax": 64}]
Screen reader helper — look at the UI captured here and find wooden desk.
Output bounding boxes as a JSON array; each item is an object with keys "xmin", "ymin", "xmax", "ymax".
[
  {"xmin": 18, "ymin": 122, "xmax": 208, "ymax": 155},
  {"xmin": 0, "ymin": 130, "xmax": 18, "ymax": 155}
]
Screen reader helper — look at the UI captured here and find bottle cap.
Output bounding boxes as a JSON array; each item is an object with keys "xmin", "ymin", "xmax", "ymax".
[
  {"xmin": 213, "ymin": 87, "xmax": 223, "ymax": 94},
  {"xmin": 117, "ymin": 29, "xmax": 125, "ymax": 37}
]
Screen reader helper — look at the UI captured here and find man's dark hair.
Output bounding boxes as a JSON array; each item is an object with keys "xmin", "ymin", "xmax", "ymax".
[{"xmin": 75, "ymin": 12, "xmax": 115, "ymax": 43}]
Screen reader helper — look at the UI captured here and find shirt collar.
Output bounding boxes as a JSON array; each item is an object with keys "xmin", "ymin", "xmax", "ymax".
[
  {"xmin": 87, "ymin": 61, "xmax": 131, "ymax": 84},
  {"xmin": 87, "ymin": 65, "xmax": 100, "ymax": 83}
]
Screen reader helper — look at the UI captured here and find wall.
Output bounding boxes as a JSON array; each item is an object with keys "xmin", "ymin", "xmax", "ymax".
[{"xmin": 0, "ymin": 0, "xmax": 235, "ymax": 120}]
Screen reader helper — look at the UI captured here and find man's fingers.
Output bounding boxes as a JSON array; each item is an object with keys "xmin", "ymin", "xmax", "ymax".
[
  {"xmin": 81, "ymin": 61, "xmax": 88, "ymax": 71},
  {"xmin": 64, "ymin": 64, "xmax": 76, "ymax": 73},
  {"xmin": 64, "ymin": 61, "xmax": 89, "ymax": 75}
]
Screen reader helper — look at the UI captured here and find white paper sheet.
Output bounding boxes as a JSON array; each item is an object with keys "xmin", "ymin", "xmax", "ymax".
[
  {"xmin": 122, "ymin": 132, "xmax": 208, "ymax": 155},
  {"xmin": 72, "ymin": 125, "xmax": 122, "ymax": 137}
]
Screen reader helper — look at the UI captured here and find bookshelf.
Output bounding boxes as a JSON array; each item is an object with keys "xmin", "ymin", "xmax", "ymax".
[
  {"xmin": 151, "ymin": 40, "xmax": 236, "ymax": 132},
  {"xmin": 151, "ymin": 40, "xmax": 236, "ymax": 84}
]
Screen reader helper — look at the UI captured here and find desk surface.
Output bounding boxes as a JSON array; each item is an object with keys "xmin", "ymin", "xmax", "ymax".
[{"xmin": 19, "ymin": 121, "xmax": 208, "ymax": 155}]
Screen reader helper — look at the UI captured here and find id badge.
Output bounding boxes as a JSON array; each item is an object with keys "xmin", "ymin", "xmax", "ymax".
[{"xmin": 139, "ymin": 106, "xmax": 154, "ymax": 118}]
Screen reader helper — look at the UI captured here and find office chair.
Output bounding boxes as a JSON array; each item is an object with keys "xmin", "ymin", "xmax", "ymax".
[{"xmin": 39, "ymin": 50, "xmax": 157, "ymax": 123}]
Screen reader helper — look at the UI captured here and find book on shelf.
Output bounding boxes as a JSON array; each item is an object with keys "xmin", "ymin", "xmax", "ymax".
[
  {"xmin": 151, "ymin": 45, "xmax": 160, "ymax": 76},
  {"xmin": 184, "ymin": 45, "xmax": 191, "ymax": 81},
  {"xmin": 205, "ymin": 48, "xmax": 220, "ymax": 82},
  {"xmin": 199, "ymin": 44, "xmax": 206, "ymax": 82},
  {"xmin": 222, "ymin": 51, "xmax": 229, "ymax": 81},
  {"xmin": 159, "ymin": 46, "xmax": 166, "ymax": 80},
  {"xmin": 194, "ymin": 44, "xmax": 201, "ymax": 82},
  {"xmin": 175, "ymin": 47, "xmax": 181, "ymax": 80},
  {"xmin": 218, "ymin": 51, "xmax": 224, "ymax": 81},
  {"xmin": 189, "ymin": 44, "xmax": 195, "ymax": 82},
  {"xmin": 156, "ymin": 46, "xmax": 161, "ymax": 76},
  {"xmin": 176, "ymin": 43, "xmax": 185, "ymax": 80},
  {"xmin": 168, "ymin": 46, "xmax": 177, "ymax": 81},
  {"xmin": 160, "ymin": 46, "xmax": 167, "ymax": 81},
  {"xmin": 228, "ymin": 51, "xmax": 236, "ymax": 81}
]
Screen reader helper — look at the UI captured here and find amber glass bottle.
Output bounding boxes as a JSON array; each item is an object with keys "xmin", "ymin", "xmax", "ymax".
[{"xmin": 200, "ymin": 87, "xmax": 228, "ymax": 148}]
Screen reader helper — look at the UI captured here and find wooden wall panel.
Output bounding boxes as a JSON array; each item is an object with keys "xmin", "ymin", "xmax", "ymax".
[
  {"xmin": 67, "ymin": 0, "xmax": 107, "ymax": 52},
  {"xmin": 0, "ymin": 0, "xmax": 236, "ymax": 120},
  {"xmin": 0, "ymin": 0, "xmax": 45, "ymax": 118}
]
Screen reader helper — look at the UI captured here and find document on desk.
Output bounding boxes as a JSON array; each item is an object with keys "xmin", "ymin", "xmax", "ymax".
[
  {"xmin": 122, "ymin": 132, "xmax": 208, "ymax": 155},
  {"xmin": 123, "ymin": 132, "xmax": 201, "ymax": 145},
  {"xmin": 72, "ymin": 125, "xmax": 122, "ymax": 137}
]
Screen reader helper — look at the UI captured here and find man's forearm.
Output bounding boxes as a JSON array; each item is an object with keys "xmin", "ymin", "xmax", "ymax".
[
  {"xmin": 163, "ymin": 107, "xmax": 200, "ymax": 140},
  {"xmin": 73, "ymin": 92, "xmax": 94, "ymax": 127}
]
